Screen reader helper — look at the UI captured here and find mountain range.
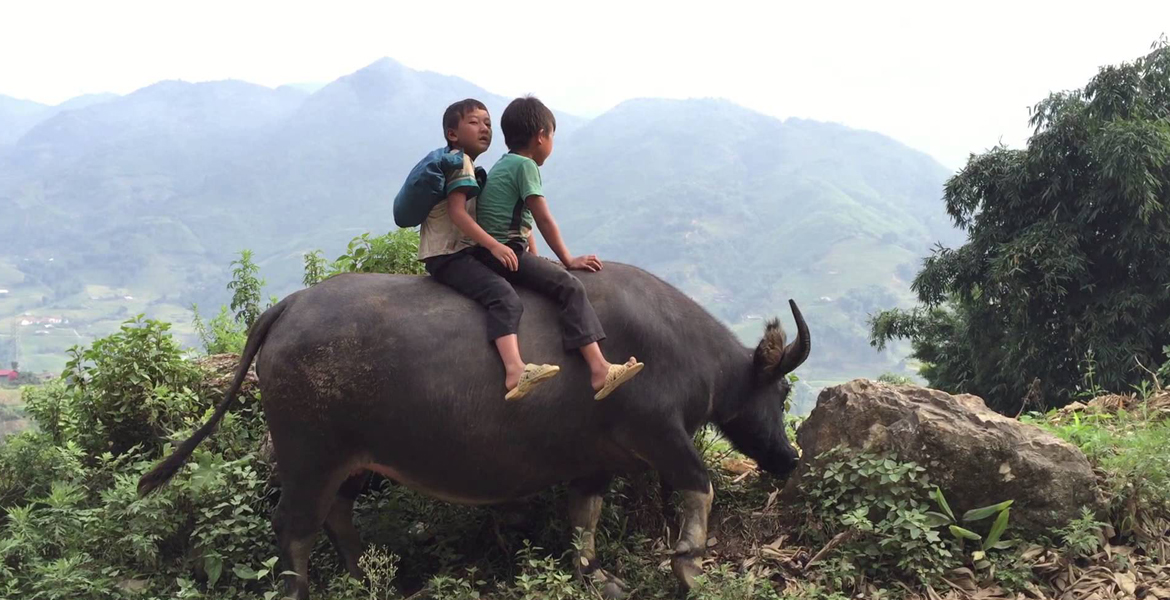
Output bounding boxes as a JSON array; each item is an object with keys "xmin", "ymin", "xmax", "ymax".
[{"xmin": 0, "ymin": 58, "xmax": 965, "ymax": 407}]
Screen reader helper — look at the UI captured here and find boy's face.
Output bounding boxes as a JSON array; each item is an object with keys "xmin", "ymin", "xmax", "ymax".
[
  {"xmin": 532, "ymin": 127, "xmax": 555, "ymax": 166},
  {"xmin": 446, "ymin": 108, "xmax": 492, "ymax": 159}
]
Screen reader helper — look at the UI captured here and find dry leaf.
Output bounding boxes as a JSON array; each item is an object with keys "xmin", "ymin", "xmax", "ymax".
[
  {"xmin": 722, "ymin": 457, "xmax": 757, "ymax": 475},
  {"xmin": 1148, "ymin": 585, "xmax": 1170, "ymax": 599},
  {"xmin": 1022, "ymin": 545, "xmax": 1047, "ymax": 561},
  {"xmin": 762, "ymin": 488, "xmax": 780, "ymax": 513},
  {"xmin": 1115, "ymin": 571, "xmax": 1137, "ymax": 595}
]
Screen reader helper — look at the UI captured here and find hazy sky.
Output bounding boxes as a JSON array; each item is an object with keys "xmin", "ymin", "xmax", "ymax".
[{"xmin": 2, "ymin": 0, "xmax": 1167, "ymax": 168}]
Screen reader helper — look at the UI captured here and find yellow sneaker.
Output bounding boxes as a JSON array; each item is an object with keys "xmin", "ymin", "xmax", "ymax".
[{"xmin": 505, "ymin": 363, "xmax": 561, "ymax": 401}]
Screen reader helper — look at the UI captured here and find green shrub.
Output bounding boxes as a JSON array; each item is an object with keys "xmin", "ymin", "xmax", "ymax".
[
  {"xmin": 507, "ymin": 541, "xmax": 589, "ymax": 600},
  {"xmin": 21, "ymin": 380, "xmax": 74, "ymax": 445},
  {"xmin": 329, "ymin": 230, "xmax": 426, "ymax": 277},
  {"xmin": 876, "ymin": 373, "xmax": 914, "ymax": 385},
  {"xmin": 228, "ymin": 249, "xmax": 266, "ymax": 330},
  {"xmin": 63, "ymin": 316, "xmax": 205, "ymax": 456},
  {"xmin": 690, "ymin": 563, "xmax": 781, "ymax": 600},
  {"xmin": 192, "ymin": 304, "xmax": 247, "ymax": 355},
  {"xmin": 1057, "ymin": 507, "xmax": 1109, "ymax": 558},
  {"xmin": 1036, "ymin": 409, "xmax": 1170, "ymax": 551},
  {"xmin": 186, "ymin": 449, "xmax": 278, "ymax": 590},
  {"xmin": 357, "ymin": 545, "xmax": 401, "ymax": 600},
  {"xmin": 794, "ymin": 446, "xmax": 958, "ymax": 587},
  {"xmin": 0, "ymin": 432, "xmax": 85, "ymax": 510},
  {"xmin": 0, "ymin": 482, "xmax": 118, "ymax": 600},
  {"xmin": 303, "ymin": 249, "xmax": 329, "ymax": 287}
]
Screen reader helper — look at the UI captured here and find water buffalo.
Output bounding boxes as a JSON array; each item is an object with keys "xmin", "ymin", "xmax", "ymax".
[{"xmin": 138, "ymin": 261, "xmax": 809, "ymax": 599}]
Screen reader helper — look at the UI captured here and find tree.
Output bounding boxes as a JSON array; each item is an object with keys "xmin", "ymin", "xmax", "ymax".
[
  {"xmin": 870, "ymin": 40, "xmax": 1170, "ymax": 413},
  {"xmin": 192, "ymin": 249, "xmax": 266, "ymax": 355},
  {"xmin": 302, "ymin": 249, "xmax": 328, "ymax": 287},
  {"xmin": 226, "ymin": 249, "xmax": 265, "ymax": 330}
]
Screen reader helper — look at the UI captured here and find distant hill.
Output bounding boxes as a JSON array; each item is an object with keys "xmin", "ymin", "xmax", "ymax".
[
  {"xmin": 0, "ymin": 92, "xmax": 118, "ymax": 146},
  {"xmin": 0, "ymin": 59, "xmax": 962, "ymax": 398},
  {"xmin": 279, "ymin": 82, "xmax": 327, "ymax": 95},
  {"xmin": 0, "ymin": 96, "xmax": 51, "ymax": 146},
  {"xmin": 544, "ymin": 98, "xmax": 963, "ymax": 381}
]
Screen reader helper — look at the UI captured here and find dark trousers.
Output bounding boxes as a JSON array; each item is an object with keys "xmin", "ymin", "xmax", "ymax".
[{"xmin": 425, "ymin": 243, "xmax": 606, "ymax": 350}]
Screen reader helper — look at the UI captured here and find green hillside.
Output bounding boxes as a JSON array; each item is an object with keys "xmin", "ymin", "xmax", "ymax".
[{"xmin": 545, "ymin": 98, "xmax": 962, "ymax": 381}]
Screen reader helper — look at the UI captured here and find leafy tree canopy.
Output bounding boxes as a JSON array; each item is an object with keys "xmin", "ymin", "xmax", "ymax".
[{"xmin": 871, "ymin": 39, "xmax": 1170, "ymax": 412}]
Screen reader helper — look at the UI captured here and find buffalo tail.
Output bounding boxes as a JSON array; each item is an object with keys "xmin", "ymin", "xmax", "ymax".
[{"xmin": 136, "ymin": 297, "xmax": 290, "ymax": 497}]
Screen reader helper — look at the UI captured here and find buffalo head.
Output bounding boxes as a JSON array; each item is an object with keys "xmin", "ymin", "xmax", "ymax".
[{"xmin": 715, "ymin": 300, "xmax": 810, "ymax": 480}]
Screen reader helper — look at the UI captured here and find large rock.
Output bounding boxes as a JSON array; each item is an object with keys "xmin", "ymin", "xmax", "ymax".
[
  {"xmin": 784, "ymin": 379, "xmax": 1104, "ymax": 535},
  {"xmin": 193, "ymin": 353, "xmax": 258, "ymax": 395}
]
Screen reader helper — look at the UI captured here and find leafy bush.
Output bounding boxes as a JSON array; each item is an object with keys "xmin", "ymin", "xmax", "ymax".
[
  {"xmin": 0, "ymin": 433, "xmax": 278, "ymax": 599},
  {"xmin": 1158, "ymin": 344, "xmax": 1170, "ymax": 387},
  {"xmin": 185, "ymin": 449, "xmax": 279, "ymax": 590},
  {"xmin": 690, "ymin": 563, "xmax": 782, "ymax": 600},
  {"xmin": 1036, "ymin": 408, "xmax": 1170, "ymax": 551},
  {"xmin": 794, "ymin": 448, "xmax": 1020, "ymax": 590},
  {"xmin": 62, "ymin": 316, "xmax": 204, "ymax": 456},
  {"xmin": 1057, "ymin": 507, "xmax": 1109, "ymax": 558},
  {"xmin": 876, "ymin": 373, "xmax": 914, "ymax": 385},
  {"xmin": 21, "ymin": 380, "xmax": 74, "ymax": 445},
  {"xmin": 228, "ymin": 249, "xmax": 267, "ymax": 330},
  {"xmin": 507, "ymin": 542, "xmax": 589, "ymax": 600},
  {"xmin": 303, "ymin": 249, "xmax": 329, "ymax": 287},
  {"xmin": 192, "ymin": 304, "xmax": 247, "ymax": 355},
  {"xmin": 426, "ymin": 574, "xmax": 484, "ymax": 600},
  {"xmin": 191, "ymin": 247, "xmax": 274, "ymax": 356},
  {"xmin": 0, "ymin": 403, "xmax": 21, "ymax": 425},
  {"xmin": 0, "ymin": 432, "xmax": 85, "ymax": 513},
  {"xmin": 328, "ymin": 230, "xmax": 426, "ymax": 277},
  {"xmin": 302, "ymin": 230, "xmax": 428, "ymax": 290},
  {"xmin": 0, "ymin": 307, "xmax": 284, "ymax": 599},
  {"xmin": 794, "ymin": 446, "xmax": 958, "ymax": 586}
]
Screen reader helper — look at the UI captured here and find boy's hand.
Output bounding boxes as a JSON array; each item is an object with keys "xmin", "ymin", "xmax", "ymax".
[
  {"xmin": 490, "ymin": 242, "xmax": 519, "ymax": 272},
  {"xmin": 564, "ymin": 255, "xmax": 602, "ymax": 272}
]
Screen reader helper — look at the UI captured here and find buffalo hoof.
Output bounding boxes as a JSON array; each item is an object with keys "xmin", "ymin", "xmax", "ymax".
[
  {"xmin": 671, "ymin": 552, "xmax": 704, "ymax": 593},
  {"xmin": 579, "ymin": 565, "xmax": 628, "ymax": 600}
]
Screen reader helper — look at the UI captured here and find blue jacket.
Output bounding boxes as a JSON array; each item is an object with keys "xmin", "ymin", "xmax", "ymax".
[{"xmin": 393, "ymin": 147, "xmax": 470, "ymax": 228}]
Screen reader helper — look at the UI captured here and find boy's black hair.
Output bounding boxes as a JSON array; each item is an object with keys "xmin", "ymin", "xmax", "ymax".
[
  {"xmin": 501, "ymin": 96, "xmax": 556, "ymax": 152},
  {"xmin": 442, "ymin": 99, "xmax": 488, "ymax": 145}
]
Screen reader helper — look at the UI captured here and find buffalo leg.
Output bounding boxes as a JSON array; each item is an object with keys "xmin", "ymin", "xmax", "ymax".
[
  {"xmin": 638, "ymin": 429, "xmax": 714, "ymax": 593},
  {"xmin": 323, "ymin": 472, "xmax": 369, "ymax": 579},
  {"xmin": 567, "ymin": 476, "xmax": 627, "ymax": 599},
  {"xmin": 672, "ymin": 481, "xmax": 714, "ymax": 590},
  {"xmin": 273, "ymin": 465, "xmax": 353, "ymax": 600}
]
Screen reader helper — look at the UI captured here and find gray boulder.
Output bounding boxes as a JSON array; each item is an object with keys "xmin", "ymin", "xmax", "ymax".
[{"xmin": 783, "ymin": 379, "xmax": 1103, "ymax": 535}]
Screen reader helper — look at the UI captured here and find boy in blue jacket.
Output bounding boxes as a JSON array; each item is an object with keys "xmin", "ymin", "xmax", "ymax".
[{"xmin": 398, "ymin": 99, "xmax": 560, "ymax": 400}]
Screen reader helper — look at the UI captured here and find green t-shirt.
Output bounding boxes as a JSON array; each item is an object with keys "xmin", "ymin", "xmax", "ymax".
[{"xmin": 476, "ymin": 153, "xmax": 542, "ymax": 245}]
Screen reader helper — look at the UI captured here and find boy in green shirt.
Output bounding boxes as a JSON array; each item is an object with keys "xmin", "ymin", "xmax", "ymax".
[
  {"xmin": 443, "ymin": 95, "xmax": 643, "ymax": 401},
  {"xmin": 413, "ymin": 99, "xmax": 556, "ymax": 398}
]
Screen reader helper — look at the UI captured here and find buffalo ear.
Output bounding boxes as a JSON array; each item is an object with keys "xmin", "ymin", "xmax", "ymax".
[
  {"xmin": 752, "ymin": 300, "xmax": 812, "ymax": 384},
  {"xmin": 753, "ymin": 318, "xmax": 788, "ymax": 382}
]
